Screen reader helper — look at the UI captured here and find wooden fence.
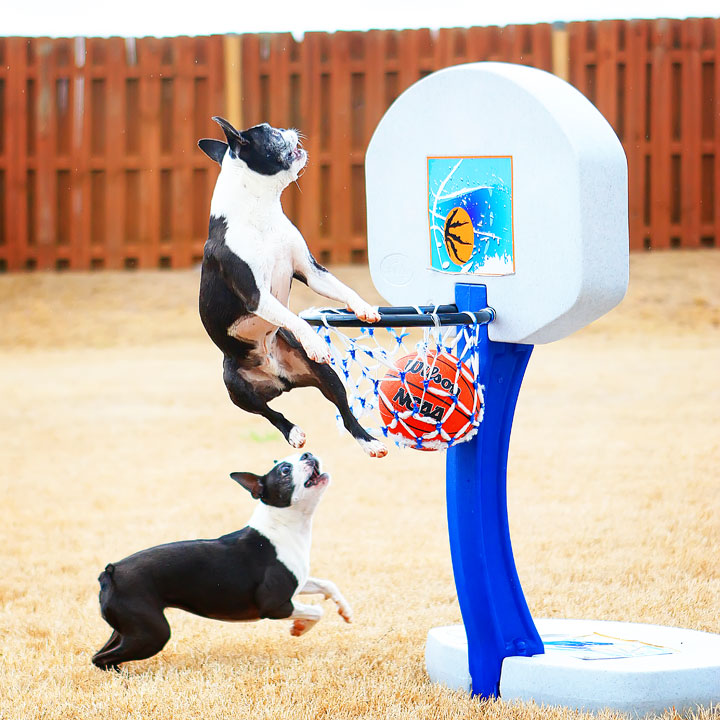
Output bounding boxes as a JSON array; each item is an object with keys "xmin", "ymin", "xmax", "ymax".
[
  {"xmin": 568, "ymin": 19, "xmax": 720, "ymax": 251},
  {"xmin": 0, "ymin": 18, "xmax": 718, "ymax": 271},
  {"xmin": 0, "ymin": 36, "xmax": 225, "ymax": 271}
]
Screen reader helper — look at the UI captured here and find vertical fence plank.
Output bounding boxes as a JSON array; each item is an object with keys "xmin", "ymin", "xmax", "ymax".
[
  {"xmin": 136, "ymin": 38, "xmax": 160, "ymax": 269},
  {"xmin": 567, "ymin": 23, "xmax": 587, "ymax": 98},
  {"xmin": 328, "ymin": 33, "xmax": 351, "ymax": 263},
  {"xmin": 34, "ymin": 38, "xmax": 57, "ymax": 269},
  {"xmin": 71, "ymin": 37, "xmax": 92, "ymax": 269},
  {"xmin": 4, "ymin": 39, "xmax": 29, "ymax": 270},
  {"xmin": 87, "ymin": 38, "xmax": 107, "ymax": 268},
  {"xmin": 103, "ymin": 38, "xmax": 125, "ymax": 269},
  {"xmin": 298, "ymin": 33, "xmax": 322, "ymax": 257},
  {"xmin": 626, "ymin": 21, "xmax": 647, "ymax": 250},
  {"xmin": 171, "ymin": 37, "xmax": 194, "ymax": 269},
  {"xmin": 534, "ymin": 23, "xmax": 553, "ymax": 71},
  {"xmin": 192, "ymin": 34, "xmax": 224, "ymax": 264},
  {"xmin": 361, "ymin": 29, "xmax": 385, "ymax": 264},
  {"xmin": 681, "ymin": 20, "xmax": 702, "ymax": 248},
  {"xmin": 398, "ymin": 29, "xmax": 421, "ymax": 96},
  {"xmin": 713, "ymin": 19, "xmax": 720, "ymax": 248},
  {"xmin": 596, "ymin": 21, "xmax": 619, "ymax": 129},
  {"xmin": 365, "ymin": 30, "xmax": 387, "ymax": 135},
  {"xmin": 271, "ymin": 34, "xmax": 292, "ymax": 129},
  {"xmin": 223, "ymin": 34, "xmax": 242, "ymax": 128},
  {"xmin": 54, "ymin": 38, "xmax": 73, "ymax": 268},
  {"xmin": 272, "ymin": 33, "xmax": 296, "ymax": 226},
  {"xmin": 0, "ymin": 41, "xmax": 6, "ymax": 268},
  {"xmin": 348, "ymin": 31, "xmax": 368, "ymax": 261},
  {"xmin": 649, "ymin": 20, "xmax": 672, "ymax": 250},
  {"xmin": 552, "ymin": 25, "xmax": 570, "ymax": 81},
  {"xmin": 240, "ymin": 34, "xmax": 261, "ymax": 127}
]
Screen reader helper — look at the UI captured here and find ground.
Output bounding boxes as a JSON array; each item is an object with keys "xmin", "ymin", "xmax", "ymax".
[{"xmin": 0, "ymin": 251, "xmax": 718, "ymax": 720}]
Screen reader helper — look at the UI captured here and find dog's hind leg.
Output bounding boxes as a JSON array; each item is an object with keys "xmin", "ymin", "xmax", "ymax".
[
  {"xmin": 275, "ymin": 331, "xmax": 387, "ymax": 458},
  {"xmin": 312, "ymin": 363, "xmax": 387, "ymax": 457},
  {"xmin": 288, "ymin": 602, "xmax": 324, "ymax": 637},
  {"xmin": 223, "ymin": 356, "xmax": 305, "ymax": 447},
  {"xmin": 94, "ymin": 630, "xmax": 121, "ymax": 656},
  {"xmin": 92, "ymin": 612, "xmax": 171, "ymax": 670}
]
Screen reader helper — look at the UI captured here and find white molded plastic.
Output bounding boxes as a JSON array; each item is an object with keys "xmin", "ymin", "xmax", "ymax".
[
  {"xmin": 366, "ymin": 62, "xmax": 629, "ymax": 345},
  {"xmin": 426, "ymin": 619, "xmax": 720, "ymax": 714}
]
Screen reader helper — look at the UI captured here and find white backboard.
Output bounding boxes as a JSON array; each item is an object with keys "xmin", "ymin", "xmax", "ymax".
[{"xmin": 366, "ymin": 62, "xmax": 629, "ymax": 345}]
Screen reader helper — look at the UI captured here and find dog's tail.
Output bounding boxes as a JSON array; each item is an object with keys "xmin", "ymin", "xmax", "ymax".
[
  {"xmin": 97, "ymin": 563, "xmax": 116, "ymax": 598},
  {"xmin": 97, "ymin": 564, "xmax": 119, "ymax": 623}
]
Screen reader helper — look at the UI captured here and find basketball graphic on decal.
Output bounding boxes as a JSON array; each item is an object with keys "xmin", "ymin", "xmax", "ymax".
[{"xmin": 443, "ymin": 206, "xmax": 474, "ymax": 265}]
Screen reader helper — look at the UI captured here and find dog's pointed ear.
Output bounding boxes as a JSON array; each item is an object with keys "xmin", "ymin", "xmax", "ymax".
[
  {"xmin": 198, "ymin": 138, "xmax": 228, "ymax": 165},
  {"xmin": 230, "ymin": 472, "xmax": 265, "ymax": 500},
  {"xmin": 212, "ymin": 116, "xmax": 248, "ymax": 154}
]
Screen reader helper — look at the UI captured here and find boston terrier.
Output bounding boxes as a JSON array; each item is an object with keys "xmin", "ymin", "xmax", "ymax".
[
  {"xmin": 92, "ymin": 452, "xmax": 352, "ymax": 670},
  {"xmin": 197, "ymin": 117, "xmax": 387, "ymax": 458}
]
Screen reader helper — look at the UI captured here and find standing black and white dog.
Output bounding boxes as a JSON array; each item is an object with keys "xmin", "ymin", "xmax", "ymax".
[
  {"xmin": 197, "ymin": 118, "xmax": 387, "ymax": 458},
  {"xmin": 92, "ymin": 453, "xmax": 351, "ymax": 670}
]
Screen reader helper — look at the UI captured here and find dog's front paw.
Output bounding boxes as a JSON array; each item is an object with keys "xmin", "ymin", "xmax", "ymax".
[
  {"xmin": 337, "ymin": 602, "xmax": 353, "ymax": 624},
  {"xmin": 288, "ymin": 426, "xmax": 306, "ymax": 449},
  {"xmin": 350, "ymin": 303, "xmax": 380, "ymax": 323},
  {"xmin": 302, "ymin": 333, "xmax": 332, "ymax": 365},
  {"xmin": 359, "ymin": 438, "xmax": 388, "ymax": 458}
]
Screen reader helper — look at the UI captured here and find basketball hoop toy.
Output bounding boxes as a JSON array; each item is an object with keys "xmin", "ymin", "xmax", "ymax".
[
  {"xmin": 300, "ymin": 304, "xmax": 494, "ymax": 450},
  {"xmin": 300, "ymin": 60, "xmax": 720, "ymax": 715}
]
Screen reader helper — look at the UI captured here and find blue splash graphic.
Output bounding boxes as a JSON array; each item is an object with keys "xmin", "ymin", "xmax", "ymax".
[
  {"xmin": 542, "ymin": 633, "xmax": 677, "ymax": 661},
  {"xmin": 428, "ymin": 157, "xmax": 514, "ymax": 276}
]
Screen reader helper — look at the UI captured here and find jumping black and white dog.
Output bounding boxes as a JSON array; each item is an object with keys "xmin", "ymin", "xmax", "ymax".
[
  {"xmin": 92, "ymin": 453, "xmax": 351, "ymax": 670},
  {"xmin": 197, "ymin": 118, "xmax": 387, "ymax": 458}
]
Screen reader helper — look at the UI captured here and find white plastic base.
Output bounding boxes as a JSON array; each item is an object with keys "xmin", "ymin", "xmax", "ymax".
[{"xmin": 426, "ymin": 618, "xmax": 720, "ymax": 715}]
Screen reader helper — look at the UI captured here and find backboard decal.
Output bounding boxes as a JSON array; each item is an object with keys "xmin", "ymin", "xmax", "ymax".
[{"xmin": 428, "ymin": 156, "xmax": 515, "ymax": 276}]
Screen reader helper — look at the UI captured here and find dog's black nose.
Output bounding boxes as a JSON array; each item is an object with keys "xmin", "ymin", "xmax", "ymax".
[{"xmin": 301, "ymin": 453, "xmax": 319, "ymax": 475}]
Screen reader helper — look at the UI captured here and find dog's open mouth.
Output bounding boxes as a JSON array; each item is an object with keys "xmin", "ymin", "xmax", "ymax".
[{"xmin": 304, "ymin": 468, "xmax": 328, "ymax": 488}]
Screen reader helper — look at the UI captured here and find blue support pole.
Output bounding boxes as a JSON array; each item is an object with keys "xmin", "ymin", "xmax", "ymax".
[{"xmin": 446, "ymin": 284, "xmax": 544, "ymax": 698}]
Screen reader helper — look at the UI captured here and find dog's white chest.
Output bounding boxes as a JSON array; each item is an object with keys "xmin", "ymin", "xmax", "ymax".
[
  {"xmin": 209, "ymin": 164, "xmax": 306, "ymax": 323},
  {"xmin": 248, "ymin": 506, "xmax": 311, "ymax": 591},
  {"xmin": 224, "ymin": 213, "xmax": 296, "ymax": 300}
]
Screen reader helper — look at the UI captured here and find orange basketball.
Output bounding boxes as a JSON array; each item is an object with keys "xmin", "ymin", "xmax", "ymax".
[{"xmin": 378, "ymin": 351, "xmax": 480, "ymax": 450}]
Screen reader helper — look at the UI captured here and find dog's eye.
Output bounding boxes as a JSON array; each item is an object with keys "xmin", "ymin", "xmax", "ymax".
[{"xmin": 280, "ymin": 464, "xmax": 291, "ymax": 476}]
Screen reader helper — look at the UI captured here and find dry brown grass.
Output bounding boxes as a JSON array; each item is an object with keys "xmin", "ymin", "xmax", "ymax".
[{"xmin": 1, "ymin": 251, "xmax": 719, "ymax": 720}]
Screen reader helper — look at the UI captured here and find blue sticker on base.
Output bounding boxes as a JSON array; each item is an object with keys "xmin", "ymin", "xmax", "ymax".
[{"xmin": 428, "ymin": 156, "xmax": 515, "ymax": 276}]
